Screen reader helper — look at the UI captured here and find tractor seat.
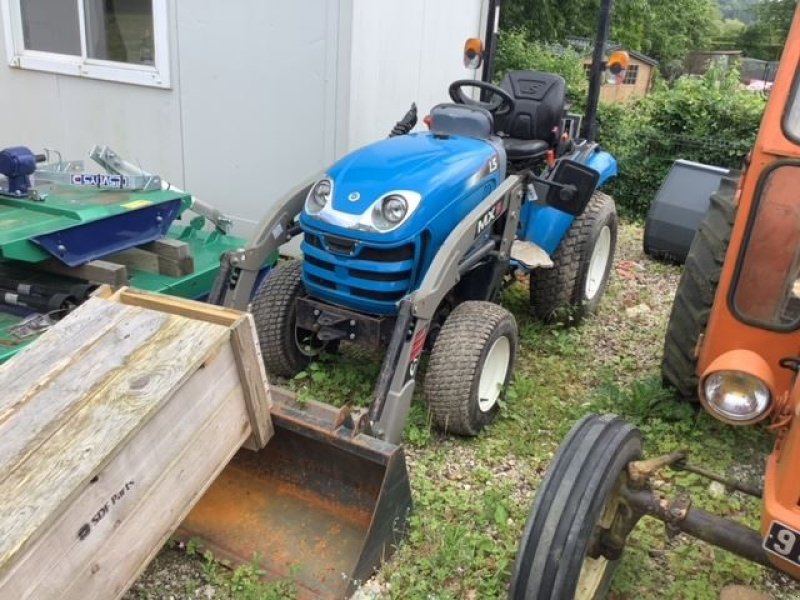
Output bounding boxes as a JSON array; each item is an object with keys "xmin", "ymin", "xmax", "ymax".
[
  {"xmin": 502, "ymin": 138, "xmax": 550, "ymax": 159},
  {"xmin": 494, "ymin": 70, "xmax": 566, "ymax": 161}
]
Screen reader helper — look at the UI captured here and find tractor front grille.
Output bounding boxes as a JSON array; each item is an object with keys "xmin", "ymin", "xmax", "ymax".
[{"xmin": 301, "ymin": 232, "xmax": 417, "ymax": 315}]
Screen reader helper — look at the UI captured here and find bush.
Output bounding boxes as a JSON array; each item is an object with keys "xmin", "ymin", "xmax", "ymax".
[
  {"xmin": 496, "ymin": 34, "xmax": 767, "ymax": 220},
  {"xmin": 495, "ymin": 31, "xmax": 589, "ymax": 110},
  {"xmin": 600, "ymin": 67, "xmax": 766, "ymax": 219}
]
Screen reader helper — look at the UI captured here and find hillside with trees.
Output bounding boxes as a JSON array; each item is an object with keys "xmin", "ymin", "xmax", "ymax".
[
  {"xmin": 500, "ymin": 0, "xmax": 793, "ymax": 64},
  {"xmin": 496, "ymin": 0, "xmax": 779, "ymax": 219}
]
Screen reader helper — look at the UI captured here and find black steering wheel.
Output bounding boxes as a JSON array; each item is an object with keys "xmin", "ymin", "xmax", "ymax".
[{"xmin": 448, "ymin": 80, "xmax": 516, "ymax": 116}]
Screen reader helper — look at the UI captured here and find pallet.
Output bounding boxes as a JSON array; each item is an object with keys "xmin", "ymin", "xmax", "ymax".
[
  {"xmin": 0, "ymin": 289, "xmax": 272, "ymax": 600},
  {"xmin": 35, "ymin": 239, "xmax": 196, "ymax": 286}
]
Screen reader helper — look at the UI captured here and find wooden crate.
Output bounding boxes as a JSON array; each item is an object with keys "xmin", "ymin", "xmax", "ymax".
[{"xmin": 0, "ymin": 289, "xmax": 272, "ymax": 600}]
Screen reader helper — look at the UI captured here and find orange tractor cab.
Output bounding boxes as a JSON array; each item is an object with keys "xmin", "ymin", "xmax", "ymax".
[{"xmin": 508, "ymin": 6, "xmax": 800, "ymax": 598}]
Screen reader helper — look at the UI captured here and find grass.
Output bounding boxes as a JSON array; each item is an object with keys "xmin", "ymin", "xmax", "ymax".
[{"xmin": 130, "ymin": 223, "xmax": 799, "ymax": 599}]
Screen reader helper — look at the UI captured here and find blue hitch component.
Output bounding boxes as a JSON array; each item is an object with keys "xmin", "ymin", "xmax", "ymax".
[
  {"xmin": 0, "ymin": 147, "xmax": 38, "ymax": 196},
  {"xmin": 32, "ymin": 199, "xmax": 183, "ymax": 266}
]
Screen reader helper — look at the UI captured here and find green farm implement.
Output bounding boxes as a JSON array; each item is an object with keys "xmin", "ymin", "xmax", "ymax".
[{"xmin": 0, "ymin": 146, "xmax": 257, "ymax": 362}]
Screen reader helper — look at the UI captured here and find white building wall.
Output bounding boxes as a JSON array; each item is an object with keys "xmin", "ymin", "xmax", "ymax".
[
  {"xmin": 174, "ymin": 0, "xmax": 344, "ymax": 235},
  {"xmin": 0, "ymin": 0, "xmax": 184, "ymax": 187},
  {"xmin": 0, "ymin": 0, "xmax": 485, "ymax": 235},
  {"xmin": 346, "ymin": 0, "xmax": 485, "ymax": 151}
]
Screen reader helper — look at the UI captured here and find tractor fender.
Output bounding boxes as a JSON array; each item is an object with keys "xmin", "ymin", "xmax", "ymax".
[
  {"xmin": 585, "ymin": 149, "xmax": 618, "ymax": 187},
  {"xmin": 517, "ymin": 149, "xmax": 618, "ymax": 254}
]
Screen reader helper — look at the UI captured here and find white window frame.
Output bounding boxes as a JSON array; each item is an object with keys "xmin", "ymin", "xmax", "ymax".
[{"xmin": 1, "ymin": 0, "xmax": 170, "ymax": 88}]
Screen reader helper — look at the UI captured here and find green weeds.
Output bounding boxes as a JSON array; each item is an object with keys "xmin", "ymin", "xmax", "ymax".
[{"xmin": 136, "ymin": 225, "xmax": 797, "ymax": 599}]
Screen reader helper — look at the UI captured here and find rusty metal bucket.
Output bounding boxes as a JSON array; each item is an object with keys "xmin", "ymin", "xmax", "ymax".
[{"xmin": 177, "ymin": 389, "xmax": 412, "ymax": 599}]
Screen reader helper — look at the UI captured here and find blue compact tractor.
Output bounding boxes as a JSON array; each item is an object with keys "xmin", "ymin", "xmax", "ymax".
[{"xmin": 212, "ymin": 68, "xmax": 619, "ymax": 445}]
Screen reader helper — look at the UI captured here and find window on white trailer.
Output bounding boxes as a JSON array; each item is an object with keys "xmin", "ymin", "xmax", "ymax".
[
  {"xmin": 20, "ymin": 0, "xmax": 81, "ymax": 55},
  {"xmin": 84, "ymin": 0, "xmax": 155, "ymax": 65},
  {"xmin": 2, "ymin": 0, "xmax": 169, "ymax": 87}
]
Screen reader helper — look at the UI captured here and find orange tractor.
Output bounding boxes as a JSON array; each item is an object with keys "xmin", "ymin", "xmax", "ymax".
[{"xmin": 508, "ymin": 6, "xmax": 800, "ymax": 599}]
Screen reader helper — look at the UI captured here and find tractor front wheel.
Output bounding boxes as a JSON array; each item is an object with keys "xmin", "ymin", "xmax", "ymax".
[
  {"xmin": 662, "ymin": 176, "xmax": 737, "ymax": 401},
  {"xmin": 509, "ymin": 414, "xmax": 643, "ymax": 600},
  {"xmin": 530, "ymin": 192, "xmax": 618, "ymax": 324},
  {"xmin": 424, "ymin": 301, "xmax": 518, "ymax": 436},
  {"xmin": 251, "ymin": 259, "xmax": 329, "ymax": 379}
]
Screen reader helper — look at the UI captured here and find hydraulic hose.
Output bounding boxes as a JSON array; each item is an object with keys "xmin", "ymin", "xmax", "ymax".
[{"xmin": 388, "ymin": 103, "xmax": 418, "ymax": 137}]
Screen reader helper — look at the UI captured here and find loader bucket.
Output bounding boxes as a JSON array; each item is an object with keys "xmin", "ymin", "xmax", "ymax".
[{"xmin": 177, "ymin": 390, "xmax": 412, "ymax": 599}]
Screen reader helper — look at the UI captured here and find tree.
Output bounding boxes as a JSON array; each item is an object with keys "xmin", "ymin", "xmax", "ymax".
[
  {"xmin": 738, "ymin": 0, "xmax": 794, "ymax": 60},
  {"xmin": 643, "ymin": 0, "xmax": 720, "ymax": 63},
  {"xmin": 718, "ymin": 0, "xmax": 759, "ymax": 24},
  {"xmin": 494, "ymin": 32, "xmax": 590, "ymax": 106},
  {"xmin": 499, "ymin": 0, "xmax": 719, "ymax": 65}
]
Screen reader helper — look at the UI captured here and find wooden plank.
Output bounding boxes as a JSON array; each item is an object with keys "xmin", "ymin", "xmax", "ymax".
[
  {"xmin": 36, "ymin": 259, "xmax": 128, "ymax": 287},
  {"xmin": 115, "ymin": 288, "xmax": 272, "ymax": 449},
  {"xmin": 89, "ymin": 285, "xmax": 113, "ymax": 299},
  {"xmin": 0, "ymin": 311, "xmax": 231, "ymax": 575},
  {"xmin": 63, "ymin": 389, "xmax": 247, "ymax": 600},
  {"xmin": 105, "ymin": 248, "xmax": 159, "ymax": 273},
  {"xmin": 0, "ymin": 304, "xmax": 171, "ymax": 483},
  {"xmin": 65, "ymin": 387, "xmax": 248, "ymax": 600},
  {"xmin": 0, "ymin": 290, "xmax": 274, "ymax": 599},
  {"xmin": 106, "ymin": 248, "xmax": 194, "ymax": 278},
  {"xmin": 140, "ymin": 238, "xmax": 191, "ymax": 260},
  {"xmin": 230, "ymin": 314, "xmax": 273, "ymax": 450},
  {"xmin": 0, "ymin": 345, "xmax": 245, "ymax": 599},
  {"xmin": 156, "ymin": 254, "xmax": 194, "ymax": 278},
  {"xmin": 0, "ymin": 299, "xmax": 138, "ymax": 419},
  {"xmin": 114, "ymin": 288, "xmax": 244, "ymax": 327}
]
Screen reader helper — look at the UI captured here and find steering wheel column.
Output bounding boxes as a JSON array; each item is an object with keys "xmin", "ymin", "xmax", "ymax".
[{"xmin": 448, "ymin": 80, "xmax": 516, "ymax": 116}]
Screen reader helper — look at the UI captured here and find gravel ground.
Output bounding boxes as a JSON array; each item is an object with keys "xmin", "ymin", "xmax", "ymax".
[{"xmin": 125, "ymin": 222, "xmax": 800, "ymax": 600}]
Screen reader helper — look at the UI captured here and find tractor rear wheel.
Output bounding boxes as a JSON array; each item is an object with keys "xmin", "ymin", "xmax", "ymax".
[
  {"xmin": 509, "ymin": 414, "xmax": 643, "ymax": 600},
  {"xmin": 530, "ymin": 192, "xmax": 618, "ymax": 324},
  {"xmin": 424, "ymin": 301, "xmax": 518, "ymax": 436},
  {"xmin": 251, "ymin": 259, "xmax": 329, "ymax": 379},
  {"xmin": 661, "ymin": 176, "xmax": 737, "ymax": 401}
]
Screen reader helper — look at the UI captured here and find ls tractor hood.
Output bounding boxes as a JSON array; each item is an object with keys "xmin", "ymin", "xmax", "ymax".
[{"xmin": 301, "ymin": 132, "xmax": 503, "ymax": 243}]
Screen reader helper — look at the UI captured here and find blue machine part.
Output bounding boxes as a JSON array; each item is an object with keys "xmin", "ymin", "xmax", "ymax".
[
  {"xmin": 519, "ymin": 148, "xmax": 618, "ymax": 255},
  {"xmin": 0, "ymin": 147, "xmax": 37, "ymax": 196},
  {"xmin": 299, "ymin": 132, "xmax": 504, "ymax": 315},
  {"xmin": 586, "ymin": 149, "xmax": 618, "ymax": 187},
  {"xmin": 32, "ymin": 199, "xmax": 183, "ymax": 266}
]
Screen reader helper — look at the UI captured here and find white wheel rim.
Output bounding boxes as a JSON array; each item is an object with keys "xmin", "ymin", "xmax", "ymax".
[
  {"xmin": 575, "ymin": 473, "xmax": 624, "ymax": 600},
  {"xmin": 585, "ymin": 225, "xmax": 612, "ymax": 301},
  {"xmin": 477, "ymin": 336, "xmax": 511, "ymax": 412},
  {"xmin": 576, "ymin": 556, "xmax": 611, "ymax": 600}
]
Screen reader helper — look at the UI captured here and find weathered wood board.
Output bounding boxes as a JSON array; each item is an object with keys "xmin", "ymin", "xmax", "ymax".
[{"xmin": 0, "ymin": 289, "xmax": 273, "ymax": 600}]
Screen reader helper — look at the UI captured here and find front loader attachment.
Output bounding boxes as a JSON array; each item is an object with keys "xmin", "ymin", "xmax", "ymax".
[{"xmin": 178, "ymin": 389, "xmax": 412, "ymax": 599}]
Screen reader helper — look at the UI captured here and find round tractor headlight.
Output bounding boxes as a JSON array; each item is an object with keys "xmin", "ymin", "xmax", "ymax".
[
  {"xmin": 307, "ymin": 178, "xmax": 332, "ymax": 212},
  {"xmin": 381, "ymin": 194, "xmax": 408, "ymax": 224},
  {"xmin": 703, "ymin": 370, "xmax": 771, "ymax": 423}
]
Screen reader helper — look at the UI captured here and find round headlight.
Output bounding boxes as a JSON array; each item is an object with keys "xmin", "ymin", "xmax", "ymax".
[
  {"xmin": 703, "ymin": 370, "xmax": 771, "ymax": 423},
  {"xmin": 381, "ymin": 194, "xmax": 408, "ymax": 224},
  {"xmin": 309, "ymin": 178, "xmax": 332, "ymax": 210}
]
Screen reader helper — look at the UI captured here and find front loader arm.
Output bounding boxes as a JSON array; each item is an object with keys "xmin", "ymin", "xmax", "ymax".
[
  {"xmin": 368, "ymin": 175, "xmax": 525, "ymax": 443},
  {"xmin": 208, "ymin": 173, "xmax": 321, "ymax": 309}
]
